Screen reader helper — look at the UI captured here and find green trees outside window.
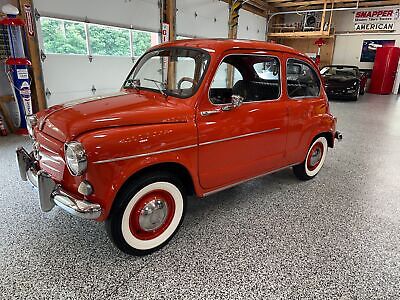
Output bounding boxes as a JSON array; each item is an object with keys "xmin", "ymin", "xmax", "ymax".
[
  {"xmin": 132, "ymin": 31, "xmax": 151, "ymax": 57},
  {"xmin": 89, "ymin": 24, "xmax": 130, "ymax": 56},
  {"xmin": 41, "ymin": 18, "xmax": 86, "ymax": 55},
  {"xmin": 40, "ymin": 17, "xmax": 158, "ymax": 57}
]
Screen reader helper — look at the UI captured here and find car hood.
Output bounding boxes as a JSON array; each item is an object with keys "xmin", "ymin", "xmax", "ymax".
[
  {"xmin": 36, "ymin": 91, "xmax": 190, "ymax": 142},
  {"xmin": 323, "ymin": 75, "xmax": 357, "ymax": 86}
]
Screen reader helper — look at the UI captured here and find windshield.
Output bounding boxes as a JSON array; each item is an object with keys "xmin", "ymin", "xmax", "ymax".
[
  {"xmin": 124, "ymin": 47, "xmax": 210, "ymax": 98},
  {"xmin": 321, "ymin": 66, "xmax": 358, "ymax": 77}
]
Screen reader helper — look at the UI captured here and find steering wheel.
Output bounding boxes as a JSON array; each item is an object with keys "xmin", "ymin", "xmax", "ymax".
[{"xmin": 177, "ymin": 77, "xmax": 196, "ymax": 90}]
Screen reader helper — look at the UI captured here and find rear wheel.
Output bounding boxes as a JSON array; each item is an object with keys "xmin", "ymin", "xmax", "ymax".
[
  {"xmin": 293, "ymin": 136, "xmax": 328, "ymax": 181},
  {"xmin": 106, "ymin": 171, "xmax": 186, "ymax": 255},
  {"xmin": 350, "ymin": 85, "xmax": 360, "ymax": 101},
  {"xmin": 360, "ymin": 84, "xmax": 366, "ymax": 95}
]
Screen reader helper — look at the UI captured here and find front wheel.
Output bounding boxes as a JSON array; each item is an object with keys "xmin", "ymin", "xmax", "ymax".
[
  {"xmin": 350, "ymin": 85, "xmax": 360, "ymax": 101},
  {"xmin": 293, "ymin": 136, "xmax": 328, "ymax": 181},
  {"xmin": 106, "ymin": 171, "xmax": 186, "ymax": 255}
]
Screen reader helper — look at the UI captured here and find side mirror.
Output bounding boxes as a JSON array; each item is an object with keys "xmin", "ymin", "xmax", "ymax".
[
  {"xmin": 232, "ymin": 94, "xmax": 244, "ymax": 107},
  {"xmin": 222, "ymin": 95, "xmax": 244, "ymax": 111}
]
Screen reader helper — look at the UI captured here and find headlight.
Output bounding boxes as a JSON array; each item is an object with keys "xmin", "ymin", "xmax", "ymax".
[
  {"xmin": 26, "ymin": 115, "xmax": 37, "ymax": 138},
  {"xmin": 65, "ymin": 142, "xmax": 87, "ymax": 176}
]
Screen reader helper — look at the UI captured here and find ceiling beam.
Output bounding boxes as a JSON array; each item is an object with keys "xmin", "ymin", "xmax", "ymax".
[{"xmin": 279, "ymin": 0, "xmax": 400, "ymax": 10}]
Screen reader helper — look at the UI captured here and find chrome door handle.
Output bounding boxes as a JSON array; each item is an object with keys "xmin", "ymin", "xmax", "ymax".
[{"xmin": 200, "ymin": 110, "xmax": 221, "ymax": 117}]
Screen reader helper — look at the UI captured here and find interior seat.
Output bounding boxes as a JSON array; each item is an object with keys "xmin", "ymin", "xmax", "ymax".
[{"xmin": 232, "ymin": 80, "xmax": 279, "ymax": 101}]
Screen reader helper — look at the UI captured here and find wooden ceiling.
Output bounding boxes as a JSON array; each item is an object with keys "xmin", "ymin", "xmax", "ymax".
[{"xmin": 243, "ymin": 0, "xmax": 400, "ymax": 15}]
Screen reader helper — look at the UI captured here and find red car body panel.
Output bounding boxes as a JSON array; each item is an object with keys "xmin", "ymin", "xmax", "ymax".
[{"xmin": 33, "ymin": 39, "xmax": 337, "ymax": 222}]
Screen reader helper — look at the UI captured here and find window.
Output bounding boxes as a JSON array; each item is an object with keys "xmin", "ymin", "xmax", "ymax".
[
  {"xmin": 89, "ymin": 24, "xmax": 130, "ymax": 56},
  {"xmin": 211, "ymin": 62, "xmax": 242, "ymax": 89},
  {"xmin": 287, "ymin": 59, "xmax": 320, "ymax": 98},
  {"xmin": 40, "ymin": 17, "xmax": 159, "ymax": 58},
  {"xmin": 132, "ymin": 30, "xmax": 159, "ymax": 57},
  {"xmin": 41, "ymin": 17, "xmax": 87, "ymax": 55},
  {"xmin": 124, "ymin": 47, "xmax": 210, "ymax": 98},
  {"xmin": 209, "ymin": 55, "xmax": 281, "ymax": 105},
  {"xmin": 320, "ymin": 66, "xmax": 359, "ymax": 77}
]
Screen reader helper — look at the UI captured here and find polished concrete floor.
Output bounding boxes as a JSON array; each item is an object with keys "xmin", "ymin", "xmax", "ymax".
[{"xmin": 1, "ymin": 93, "xmax": 400, "ymax": 299}]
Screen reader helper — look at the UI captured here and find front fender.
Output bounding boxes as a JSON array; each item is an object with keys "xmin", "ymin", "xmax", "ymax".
[{"xmin": 77, "ymin": 122, "xmax": 198, "ymax": 221}]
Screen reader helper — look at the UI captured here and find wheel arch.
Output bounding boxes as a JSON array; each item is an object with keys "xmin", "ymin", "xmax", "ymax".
[
  {"xmin": 312, "ymin": 131, "xmax": 334, "ymax": 148},
  {"xmin": 108, "ymin": 162, "xmax": 195, "ymax": 219}
]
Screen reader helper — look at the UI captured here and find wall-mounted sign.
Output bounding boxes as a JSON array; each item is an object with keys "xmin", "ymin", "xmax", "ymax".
[
  {"xmin": 360, "ymin": 40, "xmax": 395, "ymax": 62},
  {"xmin": 354, "ymin": 7, "xmax": 399, "ymax": 31},
  {"xmin": 161, "ymin": 22, "xmax": 169, "ymax": 43},
  {"xmin": 23, "ymin": 4, "xmax": 35, "ymax": 37}
]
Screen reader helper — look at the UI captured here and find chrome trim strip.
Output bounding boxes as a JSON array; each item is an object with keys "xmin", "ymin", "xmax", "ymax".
[
  {"xmin": 93, "ymin": 144, "xmax": 198, "ymax": 164},
  {"xmin": 199, "ymin": 128, "xmax": 280, "ymax": 146},
  {"xmin": 39, "ymin": 152, "xmax": 63, "ymax": 165},
  {"xmin": 41, "ymin": 161, "xmax": 62, "ymax": 173},
  {"xmin": 202, "ymin": 163, "xmax": 299, "ymax": 197},
  {"xmin": 40, "ymin": 144, "xmax": 58, "ymax": 155}
]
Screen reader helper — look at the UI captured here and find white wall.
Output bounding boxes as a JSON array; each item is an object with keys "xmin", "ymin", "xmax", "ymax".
[
  {"xmin": 332, "ymin": 6, "xmax": 400, "ymax": 69},
  {"xmin": 332, "ymin": 33, "xmax": 400, "ymax": 69},
  {"xmin": 33, "ymin": 0, "xmax": 268, "ymax": 107},
  {"xmin": 41, "ymin": 55, "xmax": 133, "ymax": 106},
  {"xmin": 237, "ymin": 10, "xmax": 266, "ymax": 41},
  {"xmin": 331, "ymin": 5, "xmax": 400, "ymax": 94},
  {"xmin": 177, "ymin": 0, "xmax": 228, "ymax": 38},
  {"xmin": 33, "ymin": 0, "xmax": 160, "ymax": 106},
  {"xmin": 33, "ymin": 0, "xmax": 160, "ymax": 32},
  {"xmin": 177, "ymin": 0, "xmax": 266, "ymax": 40}
]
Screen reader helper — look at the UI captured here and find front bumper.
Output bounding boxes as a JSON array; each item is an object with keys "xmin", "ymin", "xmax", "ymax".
[{"xmin": 16, "ymin": 147, "xmax": 102, "ymax": 219}]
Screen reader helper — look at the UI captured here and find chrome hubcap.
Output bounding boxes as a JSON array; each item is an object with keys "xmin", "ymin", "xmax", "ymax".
[
  {"xmin": 138, "ymin": 200, "xmax": 168, "ymax": 232},
  {"xmin": 310, "ymin": 148, "xmax": 322, "ymax": 167}
]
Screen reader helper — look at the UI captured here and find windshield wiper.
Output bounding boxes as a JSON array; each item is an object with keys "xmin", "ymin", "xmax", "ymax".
[{"xmin": 143, "ymin": 78, "xmax": 167, "ymax": 97}]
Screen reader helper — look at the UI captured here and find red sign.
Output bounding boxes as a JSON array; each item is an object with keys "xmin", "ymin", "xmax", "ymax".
[
  {"xmin": 355, "ymin": 8, "xmax": 399, "ymax": 22},
  {"xmin": 23, "ymin": 4, "xmax": 35, "ymax": 37}
]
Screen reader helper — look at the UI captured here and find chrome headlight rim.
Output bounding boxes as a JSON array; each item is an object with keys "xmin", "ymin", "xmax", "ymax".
[
  {"xmin": 64, "ymin": 141, "xmax": 87, "ymax": 176},
  {"xmin": 26, "ymin": 115, "xmax": 38, "ymax": 138}
]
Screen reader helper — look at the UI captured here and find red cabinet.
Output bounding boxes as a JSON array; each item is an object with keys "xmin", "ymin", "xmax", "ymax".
[{"xmin": 369, "ymin": 46, "xmax": 400, "ymax": 95}]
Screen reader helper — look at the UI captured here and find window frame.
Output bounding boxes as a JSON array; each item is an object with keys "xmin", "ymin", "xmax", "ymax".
[
  {"xmin": 39, "ymin": 16, "xmax": 160, "ymax": 58},
  {"xmin": 40, "ymin": 17, "xmax": 88, "ymax": 56},
  {"xmin": 123, "ymin": 46, "xmax": 211, "ymax": 99},
  {"xmin": 208, "ymin": 53, "xmax": 282, "ymax": 106},
  {"xmin": 286, "ymin": 57, "xmax": 322, "ymax": 100}
]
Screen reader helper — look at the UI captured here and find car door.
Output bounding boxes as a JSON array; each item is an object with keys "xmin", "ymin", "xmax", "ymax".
[
  {"xmin": 196, "ymin": 51, "xmax": 288, "ymax": 190},
  {"xmin": 285, "ymin": 55, "xmax": 325, "ymax": 164}
]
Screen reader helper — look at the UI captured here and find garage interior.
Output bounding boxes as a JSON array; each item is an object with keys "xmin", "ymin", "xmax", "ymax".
[{"xmin": 1, "ymin": 0, "xmax": 400, "ymax": 299}]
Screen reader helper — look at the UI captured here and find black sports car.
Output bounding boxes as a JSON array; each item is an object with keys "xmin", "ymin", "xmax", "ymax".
[{"xmin": 320, "ymin": 65, "xmax": 368, "ymax": 101}]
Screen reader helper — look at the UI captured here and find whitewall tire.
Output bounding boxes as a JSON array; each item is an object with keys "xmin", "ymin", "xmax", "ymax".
[
  {"xmin": 106, "ymin": 172, "xmax": 186, "ymax": 255},
  {"xmin": 293, "ymin": 136, "xmax": 328, "ymax": 181}
]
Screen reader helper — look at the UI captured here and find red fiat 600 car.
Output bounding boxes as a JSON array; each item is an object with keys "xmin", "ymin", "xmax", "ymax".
[{"xmin": 17, "ymin": 39, "xmax": 342, "ymax": 255}]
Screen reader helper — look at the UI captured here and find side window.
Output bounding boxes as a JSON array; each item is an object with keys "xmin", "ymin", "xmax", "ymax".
[
  {"xmin": 287, "ymin": 59, "xmax": 320, "ymax": 98},
  {"xmin": 211, "ymin": 62, "xmax": 242, "ymax": 88},
  {"xmin": 209, "ymin": 55, "xmax": 281, "ymax": 105}
]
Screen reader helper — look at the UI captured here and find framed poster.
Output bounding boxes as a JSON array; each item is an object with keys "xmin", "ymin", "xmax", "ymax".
[{"xmin": 360, "ymin": 40, "xmax": 395, "ymax": 62}]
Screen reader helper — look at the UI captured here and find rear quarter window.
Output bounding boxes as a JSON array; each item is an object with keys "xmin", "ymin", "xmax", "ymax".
[{"xmin": 287, "ymin": 58, "xmax": 321, "ymax": 98}]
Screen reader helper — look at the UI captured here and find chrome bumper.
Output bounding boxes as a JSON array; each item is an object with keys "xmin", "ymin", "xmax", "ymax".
[{"xmin": 16, "ymin": 147, "xmax": 102, "ymax": 220}]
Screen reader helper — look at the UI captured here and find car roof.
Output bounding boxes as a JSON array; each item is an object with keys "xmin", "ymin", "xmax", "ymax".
[{"xmin": 152, "ymin": 38, "xmax": 304, "ymax": 57}]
